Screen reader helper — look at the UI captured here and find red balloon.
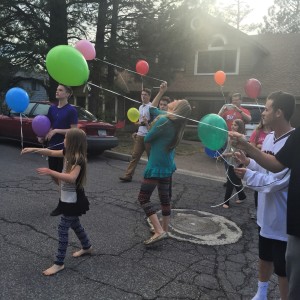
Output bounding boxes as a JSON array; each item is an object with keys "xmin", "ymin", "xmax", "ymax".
[
  {"xmin": 244, "ymin": 78, "xmax": 261, "ymax": 99},
  {"xmin": 136, "ymin": 60, "xmax": 149, "ymax": 76},
  {"xmin": 214, "ymin": 70, "xmax": 226, "ymax": 86}
]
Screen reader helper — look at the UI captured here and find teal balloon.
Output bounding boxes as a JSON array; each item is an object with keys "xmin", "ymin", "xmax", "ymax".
[
  {"xmin": 198, "ymin": 114, "xmax": 228, "ymax": 150},
  {"xmin": 46, "ymin": 45, "xmax": 89, "ymax": 86}
]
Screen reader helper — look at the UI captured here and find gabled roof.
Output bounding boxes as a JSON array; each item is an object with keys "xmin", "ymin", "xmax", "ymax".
[
  {"xmin": 192, "ymin": 11, "xmax": 269, "ymax": 55},
  {"xmin": 115, "ymin": 11, "xmax": 300, "ymax": 100}
]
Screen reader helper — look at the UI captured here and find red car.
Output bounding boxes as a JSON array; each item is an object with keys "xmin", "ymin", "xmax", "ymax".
[{"xmin": 0, "ymin": 101, "xmax": 118, "ymax": 154}]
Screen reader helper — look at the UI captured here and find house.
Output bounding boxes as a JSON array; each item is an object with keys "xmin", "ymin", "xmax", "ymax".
[
  {"xmin": 7, "ymin": 71, "xmax": 48, "ymax": 101},
  {"xmin": 111, "ymin": 12, "xmax": 300, "ymax": 128}
]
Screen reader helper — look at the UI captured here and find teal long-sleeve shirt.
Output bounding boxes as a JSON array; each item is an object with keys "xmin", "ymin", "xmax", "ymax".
[{"xmin": 143, "ymin": 116, "xmax": 176, "ymax": 178}]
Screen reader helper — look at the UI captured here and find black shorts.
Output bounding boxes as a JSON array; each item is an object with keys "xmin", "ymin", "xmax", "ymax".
[{"xmin": 259, "ymin": 234, "xmax": 287, "ymax": 277}]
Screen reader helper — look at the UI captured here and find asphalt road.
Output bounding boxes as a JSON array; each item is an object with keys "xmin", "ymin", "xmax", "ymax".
[{"xmin": 0, "ymin": 141, "xmax": 280, "ymax": 299}]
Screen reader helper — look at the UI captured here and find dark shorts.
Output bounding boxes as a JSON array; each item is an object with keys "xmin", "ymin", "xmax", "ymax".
[{"xmin": 259, "ymin": 234, "xmax": 287, "ymax": 277}]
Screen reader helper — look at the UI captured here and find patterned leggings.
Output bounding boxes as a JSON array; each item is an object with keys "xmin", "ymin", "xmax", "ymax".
[
  {"xmin": 55, "ymin": 215, "xmax": 91, "ymax": 265},
  {"xmin": 138, "ymin": 177, "xmax": 172, "ymax": 217}
]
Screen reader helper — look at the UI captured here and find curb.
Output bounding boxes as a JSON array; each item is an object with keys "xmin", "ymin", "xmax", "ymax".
[{"xmin": 104, "ymin": 150, "xmax": 224, "ymax": 182}]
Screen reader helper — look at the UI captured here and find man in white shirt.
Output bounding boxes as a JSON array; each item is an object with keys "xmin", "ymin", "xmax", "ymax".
[
  {"xmin": 119, "ymin": 83, "xmax": 167, "ymax": 182},
  {"xmin": 234, "ymin": 91, "xmax": 295, "ymax": 300}
]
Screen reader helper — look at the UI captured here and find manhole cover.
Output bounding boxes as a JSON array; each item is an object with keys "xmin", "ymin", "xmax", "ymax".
[{"xmin": 149, "ymin": 209, "xmax": 242, "ymax": 246}]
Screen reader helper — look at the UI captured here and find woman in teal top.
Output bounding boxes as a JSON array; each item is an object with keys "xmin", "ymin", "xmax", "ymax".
[{"xmin": 138, "ymin": 100, "xmax": 191, "ymax": 245}]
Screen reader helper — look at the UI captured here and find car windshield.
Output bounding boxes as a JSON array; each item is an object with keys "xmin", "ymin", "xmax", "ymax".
[
  {"xmin": 76, "ymin": 106, "xmax": 97, "ymax": 121},
  {"xmin": 10, "ymin": 102, "xmax": 36, "ymax": 116}
]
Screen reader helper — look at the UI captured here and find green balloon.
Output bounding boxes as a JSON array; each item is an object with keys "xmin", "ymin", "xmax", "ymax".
[
  {"xmin": 198, "ymin": 114, "xmax": 228, "ymax": 150},
  {"xmin": 46, "ymin": 45, "xmax": 89, "ymax": 86}
]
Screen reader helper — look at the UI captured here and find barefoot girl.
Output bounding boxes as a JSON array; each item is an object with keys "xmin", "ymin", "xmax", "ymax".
[{"xmin": 22, "ymin": 128, "xmax": 92, "ymax": 275}]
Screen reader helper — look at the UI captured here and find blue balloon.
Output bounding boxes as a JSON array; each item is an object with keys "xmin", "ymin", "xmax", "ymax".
[
  {"xmin": 205, "ymin": 146, "xmax": 226, "ymax": 158},
  {"xmin": 205, "ymin": 147, "xmax": 219, "ymax": 158},
  {"xmin": 5, "ymin": 87, "xmax": 30, "ymax": 113}
]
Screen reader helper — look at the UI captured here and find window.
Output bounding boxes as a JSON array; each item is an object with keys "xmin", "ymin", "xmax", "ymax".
[
  {"xmin": 32, "ymin": 103, "xmax": 50, "ymax": 116},
  {"xmin": 195, "ymin": 35, "xmax": 239, "ymax": 75},
  {"xmin": 10, "ymin": 102, "xmax": 36, "ymax": 116},
  {"xmin": 31, "ymin": 81, "xmax": 39, "ymax": 91}
]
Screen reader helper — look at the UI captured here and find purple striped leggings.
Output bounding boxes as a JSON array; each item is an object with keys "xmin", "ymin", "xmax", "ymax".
[
  {"xmin": 55, "ymin": 215, "xmax": 91, "ymax": 265},
  {"xmin": 138, "ymin": 177, "xmax": 172, "ymax": 217}
]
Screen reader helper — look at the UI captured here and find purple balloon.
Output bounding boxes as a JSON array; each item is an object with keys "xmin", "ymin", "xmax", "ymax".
[{"xmin": 32, "ymin": 115, "xmax": 51, "ymax": 137}]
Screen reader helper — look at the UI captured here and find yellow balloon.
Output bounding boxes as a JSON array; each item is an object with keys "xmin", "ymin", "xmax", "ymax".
[{"xmin": 127, "ymin": 107, "xmax": 140, "ymax": 123}]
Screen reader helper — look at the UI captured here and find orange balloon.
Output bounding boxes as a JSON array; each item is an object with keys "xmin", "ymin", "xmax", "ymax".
[{"xmin": 214, "ymin": 70, "xmax": 226, "ymax": 86}]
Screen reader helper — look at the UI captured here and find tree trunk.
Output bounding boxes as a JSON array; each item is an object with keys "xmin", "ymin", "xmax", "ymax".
[
  {"xmin": 89, "ymin": 0, "xmax": 108, "ymax": 117},
  {"xmin": 48, "ymin": 0, "xmax": 68, "ymax": 101}
]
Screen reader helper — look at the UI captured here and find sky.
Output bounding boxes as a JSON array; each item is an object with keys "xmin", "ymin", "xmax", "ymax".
[
  {"xmin": 217, "ymin": 0, "xmax": 274, "ymax": 23},
  {"xmin": 243, "ymin": 0, "xmax": 274, "ymax": 23}
]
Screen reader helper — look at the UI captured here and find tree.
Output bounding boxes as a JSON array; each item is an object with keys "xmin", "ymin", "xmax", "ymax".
[
  {"xmin": 260, "ymin": 0, "xmax": 300, "ymax": 33},
  {"xmin": 214, "ymin": 0, "xmax": 259, "ymax": 33},
  {"xmin": 0, "ymin": 0, "xmax": 96, "ymax": 98}
]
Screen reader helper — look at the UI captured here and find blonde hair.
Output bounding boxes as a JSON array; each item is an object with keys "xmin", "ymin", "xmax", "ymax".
[
  {"xmin": 167, "ymin": 99, "xmax": 191, "ymax": 150},
  {"xmin": 64, "ymin": 128, "xmax": 87, "ymax": 188}
]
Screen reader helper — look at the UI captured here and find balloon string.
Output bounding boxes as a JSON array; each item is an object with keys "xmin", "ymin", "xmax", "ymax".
[
  {"xmin": 118, "ymin": 71, "xmax": 130, "ymax": 92},
  {"xmin": 20, "ymin": 114, "xmax": 24, "ymax": 149},
  {"xmin": 94, "ymin": 58, "xmax": 165, "ymax": 83},
  {"xmin": 210, "ymin": 188, "xmax": 244, "ymax": 208},
  {"xmin": 220, "ymin": 86, "xmax": 227, "ymax": 104},
  {"xmin": 254, "ymin": 98, "xmax": 264, "ymax": 114},
  {"xmin": 210, "ymin": 149, "xmax": 245, "ymax": 207},
  {"xmin": 88, "ymin": 82, "xmax": 229, "ymax": 133},
  {"xmin": 88, "ymin": 82, "xmax": 140, "ymax": 104}
]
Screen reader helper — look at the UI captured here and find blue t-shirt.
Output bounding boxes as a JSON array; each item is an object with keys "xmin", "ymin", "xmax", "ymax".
[{"xmin": 47, "ymin": 103, "xmax": 78, "ymax": 149}]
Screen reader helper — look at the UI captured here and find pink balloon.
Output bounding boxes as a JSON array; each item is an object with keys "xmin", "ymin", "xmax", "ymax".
[
  {"xmin": 32, "ymin": 115, "xmax": 51, "ymax": 137},
  {"xmin": 136, "ymin": 60, "xmax": 149, "ymax": 76},
  {"xmin": 244, "ymin": 78, "xmax": 262, "ymax": 99},
  {"xmin": 74, "ymin": 40, "xmax": 96, "ymax": 60}
]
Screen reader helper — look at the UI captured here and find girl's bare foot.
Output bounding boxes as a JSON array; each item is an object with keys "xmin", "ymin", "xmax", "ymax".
[
  {"xmin": 72, "ymin": 247, "xmax": 93, "ymax": 257},
  {"xmin": 42, "ymin": 264, "xmax": 64, "ymax": 276}
]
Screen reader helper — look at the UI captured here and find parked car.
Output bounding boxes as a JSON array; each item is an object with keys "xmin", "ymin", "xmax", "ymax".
[
  {"xmin": 0, "ymin": 101, "xmax": 118, "ymax": 154},
  {"xmin": 241, "ymin": 103, "xmax": 265, "ymax": 140}
]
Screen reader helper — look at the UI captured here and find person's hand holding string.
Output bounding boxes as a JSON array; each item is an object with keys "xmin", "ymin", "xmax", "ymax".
[{"xmin": 229, "ymin": 131, "xmax": 248, "ymax": 151}]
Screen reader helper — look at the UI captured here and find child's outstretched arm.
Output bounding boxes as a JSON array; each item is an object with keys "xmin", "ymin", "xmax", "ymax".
[
  {"xmin": 37, "ymin": 165, "xmax": 81, "ymax": 184},
  {"xmin": 21, "ymin": 147, "xmax": 63, "ymax": 157}
]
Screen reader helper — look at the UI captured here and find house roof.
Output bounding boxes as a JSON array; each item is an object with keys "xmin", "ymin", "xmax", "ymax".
[
  {"xmin": 164, "ymin": 33, "xmax": 300, "ymax": 100},
  {"xmin": 115, "ymin": 13, "xmax": 300, "ymax": 102}
]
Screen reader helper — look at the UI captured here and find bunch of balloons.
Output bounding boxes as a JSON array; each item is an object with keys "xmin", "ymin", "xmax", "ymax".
[
  {"xmin": 5, "ymin": 87, "xmax": 29, "ymax": 113},
  {"xmin": 127, "ymin": 107, "xmax": 140, "ymax": 123}
]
